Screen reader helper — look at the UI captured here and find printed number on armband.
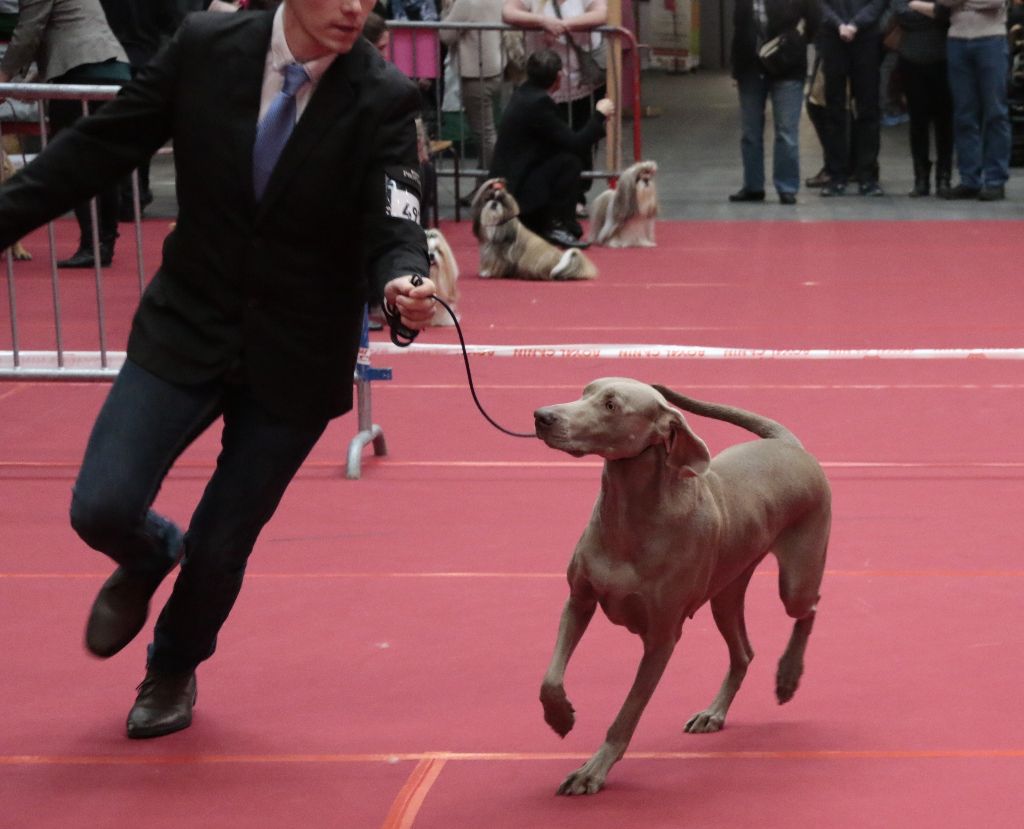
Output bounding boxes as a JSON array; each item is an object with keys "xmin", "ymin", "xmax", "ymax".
[{"xmin": 385, "ymin": 169, "xmax": 421, "ymax": 224}]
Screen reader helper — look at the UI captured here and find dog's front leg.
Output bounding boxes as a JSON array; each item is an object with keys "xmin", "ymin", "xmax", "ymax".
[
  {"xmin": 557, "ymin": 635, "xmax": 677, "ymax": 796},
  {"xmin": 540, "ymin": 594, "xmax": 596, "ymax": 738}
]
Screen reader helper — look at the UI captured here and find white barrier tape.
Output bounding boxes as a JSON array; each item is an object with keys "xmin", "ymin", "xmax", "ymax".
[
  {"xmin": 374, "ymin": 343, "xmax": 1024, "ymax": 361},
  {"xmin": 4, "ymin": 345, "xmax": 1024, "ymax": 379}
]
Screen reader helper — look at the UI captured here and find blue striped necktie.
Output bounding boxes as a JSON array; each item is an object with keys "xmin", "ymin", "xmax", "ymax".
[{"xmin": 252, "ymin": 62, "xmax": 311, "ymax": 201}]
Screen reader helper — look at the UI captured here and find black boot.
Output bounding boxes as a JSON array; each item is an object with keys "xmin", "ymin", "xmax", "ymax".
[
  {"xmin": 935, "ymin": 163, "xmax": 952, "ymax": 199},
  {"xmin": 909, "ymin": 161, "xmax": 931, "ymax": 198}
]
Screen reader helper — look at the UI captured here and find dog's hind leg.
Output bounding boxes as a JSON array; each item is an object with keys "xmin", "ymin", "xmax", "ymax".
[
  {"xmin": 773, "ymin": 512, "xmax": 829, "ymax": 703},
  {"xmin": 685, "ymin": 564, "xmax": 757, "ymax": 733},
  {"xmin": 541, "ymin": 592, "xmax": 597, "ymax": 738}
]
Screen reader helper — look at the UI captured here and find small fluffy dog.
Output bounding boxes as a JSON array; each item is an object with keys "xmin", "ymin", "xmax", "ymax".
[
  {"xmin": 470, "ymin": 178, "xmax": 597, "ymax": 281},
  {"xmin": 425, "ymin": 227, "xmax": 459, "ymax": 326},
  {"xmin": 589, "ymin": 160, "xmax": 658, "ymax": 247}
]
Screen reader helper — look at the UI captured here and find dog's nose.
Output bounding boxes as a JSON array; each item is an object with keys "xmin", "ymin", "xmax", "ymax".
[{"xmin": 534, "ymin": 408, "xmax": 558, "ymax": 430}]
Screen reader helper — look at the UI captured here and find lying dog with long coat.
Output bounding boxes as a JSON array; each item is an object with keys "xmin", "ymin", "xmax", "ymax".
[{"xmin": 534, "ymin": 378, "xmax": 831, "ymax": 795}]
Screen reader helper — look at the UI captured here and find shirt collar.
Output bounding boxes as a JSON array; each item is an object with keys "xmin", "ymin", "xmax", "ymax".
[{"xmin": 270, "ymin": 4, "xmax": 337, "ymax": 85}]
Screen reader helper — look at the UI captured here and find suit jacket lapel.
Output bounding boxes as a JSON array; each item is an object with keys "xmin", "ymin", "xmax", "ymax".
[
  {"xmin": 255, "ymin": 51, "xmax": 357, "ymax": 221},
  {"xmin": 218, "ymin": 12, "xmax": 275, "ymax": 214}
]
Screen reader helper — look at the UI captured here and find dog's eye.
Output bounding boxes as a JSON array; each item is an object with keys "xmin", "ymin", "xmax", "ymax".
[{"xmin": 604, "ymin": 399, "xmax": 616, "ymax": 412}]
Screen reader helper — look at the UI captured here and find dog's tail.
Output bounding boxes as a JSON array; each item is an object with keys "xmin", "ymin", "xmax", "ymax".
[{"xmin": 652, "ymin": 384, "xmax": 803, "ymax": 448}]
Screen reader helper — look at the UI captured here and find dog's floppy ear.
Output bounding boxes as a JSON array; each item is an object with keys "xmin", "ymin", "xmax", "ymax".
[{"xmin": 658, "ymin": 406, "xmax": 711, "ymax": 476}]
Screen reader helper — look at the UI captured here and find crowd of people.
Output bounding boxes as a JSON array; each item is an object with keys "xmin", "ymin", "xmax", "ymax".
[{"xmin": 733, "ymin": 0, "xmax": 1017, "ymax": 203}]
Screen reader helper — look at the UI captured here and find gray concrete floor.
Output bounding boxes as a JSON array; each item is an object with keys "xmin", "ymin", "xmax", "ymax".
[{"xmin": 143, "ymin": 68, "xmax": 1023, "ymax": 223}]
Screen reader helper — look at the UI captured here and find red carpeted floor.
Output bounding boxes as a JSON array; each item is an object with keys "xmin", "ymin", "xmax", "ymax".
[{"xmin": 1, "ymin": 218, "xmax": 1023, "ymax": 828}]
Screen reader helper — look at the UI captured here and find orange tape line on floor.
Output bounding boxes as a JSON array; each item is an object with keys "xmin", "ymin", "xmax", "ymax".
[
  {"xmin": 1, "ymin": 749, "xmax": 1022, "ymax": 766},
  {"xmin": 3, "ymin": 569, "xmax": 1024, "ymax": 580},
  {"xmin": 380, "ymin": 757, "xmax": 448, "ymax": 829}
]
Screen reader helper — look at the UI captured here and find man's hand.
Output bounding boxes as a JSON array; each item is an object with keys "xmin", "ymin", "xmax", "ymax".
[
  {"xmin": 383, "ymin": 275, "xmax": 437, "ymax": 331},
  {"xmin": 596, "ymin": 98, "xmax": 615, "ymax": 117},
  {"xmin": 839, "ymin": 23, "xmax": 858, "ymax": 41}
]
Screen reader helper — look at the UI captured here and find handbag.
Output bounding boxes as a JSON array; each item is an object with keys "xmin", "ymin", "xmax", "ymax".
[
  {"xmin": 550, "ymin": 0, "xmax": 606, "ymax": 88},
  {"xmin": 758, "ymin": 19, "xmax": 806, "ymax": 76},
  {"xmin": 882, "ymin": 18, "xmax": 904, "ymax": 53}
]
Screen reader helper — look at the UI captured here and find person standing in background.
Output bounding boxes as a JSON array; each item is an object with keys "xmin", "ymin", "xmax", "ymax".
[
  {"xmin": 817, "ymin": 0, "xmax": 889, "ymax": 197},
  {"xmin": 0, "ymin": 0, "xmax": 131, "ymax": 268},
  {"xmin": 440, "ymin": 0, "xmax": 504, "ymax": 197},
  {"xmin": 892, "ymin": 0, "xmax": 953, "ymax": 197},
  {"xmin": 927, "ymin": 0, "xmax": 1011, "ymax": 200},
  {"xmin": 100, "ymin": 0, "xmax": 182, "ymax": 219},
  {"xmin": 729, "ymin": 0, "xmax": 821, "ymax": 205}
]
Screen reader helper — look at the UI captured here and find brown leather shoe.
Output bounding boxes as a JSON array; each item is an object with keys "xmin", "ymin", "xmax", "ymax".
[
  {"xmin": 85, "ymin": 567, "xmax": 169, "ymax": 658},
  {"xmin": 126, "ymin": 670, "xmax": 197, "ymax": 739}
]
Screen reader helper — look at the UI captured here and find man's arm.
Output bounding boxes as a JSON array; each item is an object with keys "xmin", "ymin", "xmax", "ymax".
[
  {"xmin": 359, "ymin": 77, "xmax": 434, "ymax": 330},
  {"xmin": 503, "ymin": 0, "xmax": 566, "ymax": 37},
  {"xmin": 0, "ymin": 0, "xmax": 53, "ymax": 80},
  {"xmin": 528, "ymin": 93, "xmax": 608, "ymax": 155}
]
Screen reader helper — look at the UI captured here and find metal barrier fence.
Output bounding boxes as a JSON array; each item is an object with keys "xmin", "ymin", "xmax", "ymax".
[
  {"xmin": 385, "ymin": 21, "xmax": 643, "ymax": 214},
  {"xmin": 0, "ymin": 83, "xmax": 142, "ymax": 378}
]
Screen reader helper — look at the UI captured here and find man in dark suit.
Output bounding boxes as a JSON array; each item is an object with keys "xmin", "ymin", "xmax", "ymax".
[
  {"xmin": 0, "ymin": 0, "xmax": 436, "ymax": 738},
  {"xmin": 489, "ymin": 48, "xmax": 612, "ymax": 248}
]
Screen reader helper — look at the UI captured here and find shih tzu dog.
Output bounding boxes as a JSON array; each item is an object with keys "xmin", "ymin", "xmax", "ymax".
[
  {"xmin": 470, "ymin": 179, "xmax": 597, "ymax": 281},
  {"xmin": 425, "ymin": 227, "xmax": 460, "ymax": 326},
  {"xmin": 589, "ymin": 160, "xmax": 659, "ymax": 248}
]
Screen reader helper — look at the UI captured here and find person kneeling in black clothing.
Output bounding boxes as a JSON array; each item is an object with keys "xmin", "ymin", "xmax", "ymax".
[{"xmin": 489, "ymin": 48, "xmax": 613, "ymax": 249}]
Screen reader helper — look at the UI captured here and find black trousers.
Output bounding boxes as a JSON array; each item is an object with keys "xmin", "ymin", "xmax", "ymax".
[
  {"xmin": 48, "ymin": 63, "xmax": 129, "ymax": 248},
  {"xmin": 517, "ymin": 152, "xmax": 584, "ymax": 235},
  {"xmin": 819, "ymin": 30, "xmax": 883, "ymax": 185},
  {"xmin": 899, "ymin": 57, "xmax": 954, "ymax": 174}
]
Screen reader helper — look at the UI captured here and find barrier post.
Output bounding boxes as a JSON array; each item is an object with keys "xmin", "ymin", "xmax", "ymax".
[{"xmin": 346, "ymin": 306, "xmax": 392, "ymax": 479}]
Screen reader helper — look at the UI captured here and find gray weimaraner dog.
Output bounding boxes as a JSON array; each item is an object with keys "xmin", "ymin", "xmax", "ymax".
[{"xmin": 533, "ymin": 378, "xmax": 831, "ymax": 795}]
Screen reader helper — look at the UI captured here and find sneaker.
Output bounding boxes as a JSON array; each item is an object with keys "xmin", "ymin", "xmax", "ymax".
[
  {"xmin": 779, "ymin": 192, "xmax": 797, "ymax": 205},
  {"xmin": 819, "ymin": 182, "xmax": 846, "ymax": 197},
  {"xmin": 978, "ymin": 185, "xmax": 1005, "ymax": 202},
  {"xmin": 858, "ymin": 181, "xmax": 885, "ymax": 197},
  {"xmin": 544, "ymin": 227, "xmax": 590, "ymax": 249},
  {"xmin": 728, "ymin": 189, "xmax": 765, "ymax": 202},
  {"xmin": 942, "ymin": 183, "xmax": 981, "ymax": 200}
]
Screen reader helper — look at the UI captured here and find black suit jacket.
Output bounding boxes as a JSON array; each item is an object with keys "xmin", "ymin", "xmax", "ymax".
[
  {"xmin": 0, "ymin": 10, "xmax": 429, "ymax": 424},
  {"xmin": 731, "ymin": 0, "xmax": 821, "ymax": 81},
  {"xmin": 489, "ymin": 82, "xmax": 605, "ymax": 215}
]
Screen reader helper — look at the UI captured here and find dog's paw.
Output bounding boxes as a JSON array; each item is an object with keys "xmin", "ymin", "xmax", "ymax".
[
  {"xmin": 12, "ymin": 245, "xmax": 31, "ymax": 261},
  {"xmin": 556, "ymin": 760, "xmax": 607, "ymax": 796},
  {"xmin": 540, "ymin": 683, "xmax": 575, "ymax": 737},
  {"xmin": 775, "ymin": 657, "xmax": 804, "ymax": 704},
  {"xmin": 684, "ymin": 709, "xmax": 725, "ymax": 733}
]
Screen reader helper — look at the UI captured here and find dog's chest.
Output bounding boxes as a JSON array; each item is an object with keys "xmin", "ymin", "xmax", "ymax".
[{"xmin": 580, "ymin": 556, "xmax": 650, "ymax": 635}]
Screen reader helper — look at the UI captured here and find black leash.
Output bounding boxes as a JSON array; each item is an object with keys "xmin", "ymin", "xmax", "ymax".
[{"xmin": 382, "ymin": 276, "xmax": 535, "ymax": 439}]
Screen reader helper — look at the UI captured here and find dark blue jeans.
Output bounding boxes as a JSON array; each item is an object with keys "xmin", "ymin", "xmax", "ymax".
[
  {"xmin": 946, "ymin": 35, "xmax": 1011, "ymax": 189},
  {"xmin": 70, "ymin": 359, "xmax": 327, "ymax": 673},
  {"xmin": 737, "ymin": 73, "xmax": 805, "ymax": 195}
]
